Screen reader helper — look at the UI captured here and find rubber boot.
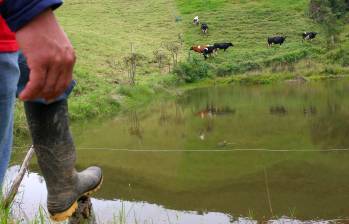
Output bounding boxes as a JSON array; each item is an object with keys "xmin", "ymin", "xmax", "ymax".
[{"xmin": 24, "ymin": 100, "xmax": 103, "ymax": 221}]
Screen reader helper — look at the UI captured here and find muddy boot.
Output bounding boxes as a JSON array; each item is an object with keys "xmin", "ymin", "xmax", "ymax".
[{"xmin": 24, "ymin": 100, "xmax": 103, "ymax": 221}]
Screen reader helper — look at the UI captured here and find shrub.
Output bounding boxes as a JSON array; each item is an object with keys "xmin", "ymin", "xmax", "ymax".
[
  {"xmin": 216, "ymin": 65, "xmax": 232, "ymax": 77},
  {"xmin": 328, "ymin": 48, "xmax": 349, "ymax": 66},
  {"xmin": 123, "ymin": 52, "xmax": 147, "ymax": 85},
  {"xmin": 322, "ymin": 65, "xmax": 343, "ymax": 75},
  {"xmin": 228, "ymin": 61, "xmax": 261, "ymax": 74},
  {"xmin": 173, "ymin": 56, "xmax": 209, "ymax": 83}
]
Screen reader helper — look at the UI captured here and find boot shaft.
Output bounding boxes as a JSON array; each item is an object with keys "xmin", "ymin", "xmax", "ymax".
[
  {"xmin": 24, "ymin": 100, "xmax": 77, "ymax": 194},
  {"xmin": 25, "ymin": 100, "xmax": 103, "ymax": 220}
]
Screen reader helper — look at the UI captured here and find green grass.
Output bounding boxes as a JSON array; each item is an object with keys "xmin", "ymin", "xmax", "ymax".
[{"xmin": 0, "ymin": 202, "xmax": 11, "ymax": 224}]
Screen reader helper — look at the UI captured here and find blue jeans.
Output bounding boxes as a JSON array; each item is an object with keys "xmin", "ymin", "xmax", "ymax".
[
  {"xmin": 0, "ymin": 52, "xmax": 75, "ymax": 186},
  {"xmin": 0, "ymin": 52, "xmax": 20, "ymax": 186}
]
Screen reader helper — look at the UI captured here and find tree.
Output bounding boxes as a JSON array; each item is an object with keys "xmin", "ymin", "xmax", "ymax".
[
  {"xmin": 163, "ymin": 41, "xmax": 181, "ymax": 67},
  {"xmin": 309, "ymin": 0, "xmax": 348, "ymax": 47},
  {"xmin": 153, "ymin": 49, "xmax": 170, "ymax": 71},
  {"xmin": 123, "ymin": 44, "xmax": 146, "ymax": 85}
]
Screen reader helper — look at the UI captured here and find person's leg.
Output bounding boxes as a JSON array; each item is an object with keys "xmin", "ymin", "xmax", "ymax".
[
  {"xmin": 18, "ymin": 52, "xmax": 102, "ymax": 221},
  {"xmin": 0, "ymin": 52, "xmax": 19, "ymax": 186}
]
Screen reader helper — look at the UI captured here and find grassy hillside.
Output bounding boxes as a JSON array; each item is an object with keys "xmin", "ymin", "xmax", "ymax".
[
  {"xmin": 55, "ymin": 0, "xmax": 183, "ymax": 119},
  {"xmin": 176, "ymin": 0, "xmax": 349, "ymax": 77},
  {"xmin": 58, "ymin": 0, "xmax": 349, "ymax": 108},
  {"xmin": 39, "ymin": 0, "xmax": 349, "ymax": 110},
  {"xmin": 13, "ymin": 0, "xmax": 349, "ymax": 145},
  {"xmin": 13, "ymin": 0, "xmax": 183, "ymax": 145},
  {"xmin": 178, "ymin": 0, "xmax": 321, "ymax": 65}
]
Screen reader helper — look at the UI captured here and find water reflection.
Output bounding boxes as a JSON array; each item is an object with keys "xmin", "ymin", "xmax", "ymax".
[
  {"xmin": 270, "ymin": 106, "xmax": 288, "ymax": 116},
  {"xmin": 303, "ymin": 106, "xmax": 317, "ymax": 116},
  {"xmin": 2, "ymin": 166, "xmax": 245, "ymax": 223},
  {"xmin": 195, "ymin": 105, "xmax": 236, "ymax": 119},
  {"xmin": 128, "ymin": 111, "xmax": 143, "ymax": 141},
  {"xmin": 3, "ymin": 166, "xmax": 344, "ymax": 223},
  {"xmin": 174, "ymin": 103, "xmax": 185, "ymax": 125}
]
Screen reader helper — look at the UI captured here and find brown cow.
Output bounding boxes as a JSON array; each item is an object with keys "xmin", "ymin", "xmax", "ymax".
[{"xmin": 190, "ymin": 45, "xmax": 209, "ymax": 53}]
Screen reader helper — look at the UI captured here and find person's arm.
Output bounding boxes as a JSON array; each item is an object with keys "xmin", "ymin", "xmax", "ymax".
[
  {"xmin": 0, "ymin": 0, "xmax": 62, "ymax": 31},
  {"xmin": 1, "ymin": 1, "xmax": 76, "ymax": 101}
]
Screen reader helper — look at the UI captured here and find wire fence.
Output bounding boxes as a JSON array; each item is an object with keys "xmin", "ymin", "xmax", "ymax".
[{"xmin": 12, "ymin": 146, "xmax": 349, "ymax": 153}]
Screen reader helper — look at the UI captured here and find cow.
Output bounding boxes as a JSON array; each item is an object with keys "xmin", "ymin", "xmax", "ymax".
[
  {"xmin": 190, "ymin": 45, "xmax": 209, "ymax": 53},
  {"xmin": 201, "ymin": 23, "xmax": 208, "ymax": 34},
  {"xmin": 267, "ymin": 36, "xmax": 287, "ymax": 47},
  {"xmin": 302, "ymin": 32, "xmax": 317, "ymax": 41},
  {"xmin": 203, "ymin": 46, "xmax": 217, "ymax": 59},
  {"xmin": 214, "ymin": 42, "xmax": 234, "ymax": 51},
  {"xmin": 193, "ymin": 16, "xmax": 199, "ymax": 25}
]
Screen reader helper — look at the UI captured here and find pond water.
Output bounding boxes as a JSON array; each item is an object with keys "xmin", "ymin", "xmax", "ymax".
[{"xmin": 5, "ymin": 80, "xmax": 349, "ymax": 223}]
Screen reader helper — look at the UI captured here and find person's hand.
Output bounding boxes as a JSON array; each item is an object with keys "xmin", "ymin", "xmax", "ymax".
[{"xmin": 16, "ymin": 9, "xmax": 76, "ymax": 102}]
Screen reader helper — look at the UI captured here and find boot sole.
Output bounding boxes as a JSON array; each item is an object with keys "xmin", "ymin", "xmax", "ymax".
[{"xmin": 50, "ymin": 176, "xmax": 104, "ymax": 222}]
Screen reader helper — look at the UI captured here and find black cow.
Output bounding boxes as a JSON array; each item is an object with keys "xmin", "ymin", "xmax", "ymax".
[
  {"xmin": 203, "ymin": 46, "xmax": 216, "ymax": 59},
  {"xmin": 201, "ymin": 23, "xmax": 208, "ymax": 34},
  {"xmin": 214, "ymin": 43, "xmax": 234, "ymax": 51},
  {"xmin": 267, "ymin": 36, "xmax": 287, "ymax": 47},
  {"xmin": 302, "ymin": 32, "xmax": 318, "ymax": 41}
]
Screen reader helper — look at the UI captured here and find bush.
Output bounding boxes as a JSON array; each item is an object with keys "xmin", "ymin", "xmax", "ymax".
[
  {"xmin": 267, "ymin": 50, "xmax": 309, "ymax": 66},
  {"xmin": 328, "ymin": 48, "xmax": 349, "ymax": 66},
  {"xmin": 322, "ymin": 65, "xmax": 343, "ymax": 75},
  {"xmin": 228, "ymin": 61, "xmax": 261, "ymax": 74},
  {"xmin": 216, "ymin": 65, "xmax": 232, "ymax": 77},
  {"xmin": 173, "ymin": 56, "xmax": 209, "ymax": 83}
]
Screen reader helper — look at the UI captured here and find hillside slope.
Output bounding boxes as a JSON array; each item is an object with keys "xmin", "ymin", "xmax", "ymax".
[
  {"xmin": 59, "ymin": 0, "xmax": 348, "ymax": 99},
  {"xmin": 177, "ymin": 0, "xmax": 324, "ymax": 73}
]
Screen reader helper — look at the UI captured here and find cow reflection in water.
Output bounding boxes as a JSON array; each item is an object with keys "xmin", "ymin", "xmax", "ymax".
[
  {"xmin": 270, "ymin": 106, "xmax": 288, "ymax": 116},
  {"xmin": 195, "ymin": 105, "xmax": 235, "ymax": 141},
  {"xmin": 196, "ymin": 105, "xmax": 236, "ymax": 119},
  {"xmin": 303, "ymin": 106, "xmax": 317, "ymax": 116}
]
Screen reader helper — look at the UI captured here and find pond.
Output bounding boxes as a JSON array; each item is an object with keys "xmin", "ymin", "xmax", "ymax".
[{"xmin": 5, "ymin": 80, "xmax": 349, "ymax": 223}]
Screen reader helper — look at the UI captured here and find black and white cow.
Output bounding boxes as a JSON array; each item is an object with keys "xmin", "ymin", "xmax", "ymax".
[
  {"xmin": 267, "ymin": 36, "xmax": 287, "ymax": 47},
  {"xmin": 203, "ymin": 45, "xmax": 216, "ymax": 59},
  {"xmin": 214, "ymin": 43, "xmax": 234, "ymax": 51},
  {"xmin": 193, "ymin": 16, "xmax": 199, "ymax": 25},
  {"xmin": 201, "ymin": 23, "xmax": 208, "ymax": 34},
  {"xmin": 302, "ymin": 32, "xmax": 318, "ymax": 41}
]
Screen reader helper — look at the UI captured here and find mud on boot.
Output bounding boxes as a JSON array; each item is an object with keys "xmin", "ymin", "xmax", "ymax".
[{"xmin": 24, "ymin": 100, "xmax": 103, "ymax": 221}]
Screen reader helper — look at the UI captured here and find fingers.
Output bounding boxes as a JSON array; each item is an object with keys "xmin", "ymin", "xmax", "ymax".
[
  {"xmin": 19, "ymin": 67, "xmax": 46, "ymax": 101},
  {"xmin": 40, "ymin": 63, "xmax": 62, "ymax": 101},
  {"xmin": 19, "ymin": 50, "xmax": 75, "ymax": 102},
  {"xmin": 54, "ymin": 63, "xmax": 73, "ymax": 98},
  {"xmin": 53, "ymin": 51, "xmax": 75, "ymax": 99}
]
